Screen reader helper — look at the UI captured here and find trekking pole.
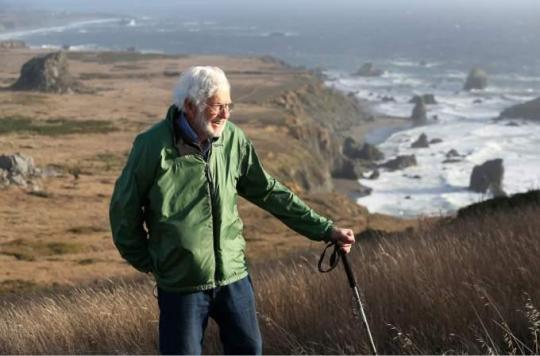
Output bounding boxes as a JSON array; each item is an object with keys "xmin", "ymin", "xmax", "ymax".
[{"xmin": 318, "ymin": 242, "xmax": 378, "ymax": 355}]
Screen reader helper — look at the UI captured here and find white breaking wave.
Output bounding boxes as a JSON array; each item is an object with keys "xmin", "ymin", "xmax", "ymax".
[
  {"xmin": 358, "ymin": 119, "xmax": 540, "ymax": 217},
  {"xmin": 0, "ymin": 18, "xmax": 121, "ymax": 41},
  {"xmin": 325, "ymin": 66, "xmax": 540, "ymax": 217},
  {"xmin": 30, "ymin": 43, "xmax": 111, "ymax": 52}
]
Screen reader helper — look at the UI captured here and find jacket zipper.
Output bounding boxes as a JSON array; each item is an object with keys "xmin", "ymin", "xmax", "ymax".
[{"xmin": 204, "ymin": 146, "xmax": 221, "ymax": 283}]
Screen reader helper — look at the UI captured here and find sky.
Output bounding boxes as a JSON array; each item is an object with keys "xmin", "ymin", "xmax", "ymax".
[{"xmin": 4, "ymin": 0, "xmax": 540, "ymax": 15}]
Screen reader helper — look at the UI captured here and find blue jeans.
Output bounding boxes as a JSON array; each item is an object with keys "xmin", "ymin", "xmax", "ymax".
[{"xmin": 158, "ymin": 276, "xmax": 262, "ymax": 355}]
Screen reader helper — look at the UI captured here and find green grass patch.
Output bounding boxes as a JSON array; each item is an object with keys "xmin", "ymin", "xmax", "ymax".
[
  {"xmin": 0, "ymin": 239, "xmax": 86, "ymax": 261},
  {"xmin": 0, "ymin": 116, "xmax": 116, "ymax": 136}
]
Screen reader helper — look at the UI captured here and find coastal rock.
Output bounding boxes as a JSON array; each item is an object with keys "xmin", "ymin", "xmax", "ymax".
[
  {"xmin": 446, "ymin": 149, "xmax": 460, "ymax": 158},
  {"xmin": 10, "ymin": 51, "xmax": 86, "ymax": 94},
  {"xmin": 353, "ymin": 63, "xmax": 384, "ymax": 77},
  {"xmin": 0, "ymin": 153, "xmax": 38, "ymax": 176},
  {"xmin": 354, "ymin": 183, "xmax": 373, "ymax": 197},
  {"xmin": 343, "ymin": 138, "xmax": 385, "ymax": 161},
  {"xmin": 464, "ymin": 68, "xmax": 488, "ymax": 91},
  {"xmin": 367, "ymin": 169, "xmax": 380, "ymax": 180},
  {"xmin": 499, "ymin": 97, "xmax": 540, "ymax": 121},
  {"xmin": 469, "ymin": 158, "xmax": 505, "ymax": 196},
  {"xmin": 411, "ymin": 133, "xmax": 429, "ymax": 148},
  {"xmin": 430, "ymin": 138, "xmax": 443, "ymax": 144},
  {"xmin": 443, "ymin": 149, "xmax": 462, "ymax": 163},
  {"xmin": 379, "ymin": 155, "xmax": 417, "ymax": 171},
  {"xmin": 381, "ymin": 95, "xmax": 396, "ymax": 103},
  {"xmin": 358, "ymin": 143, "xmax": 385, "ymax": 161},
  {"xmin": 411, "ymin": 100, "xmax": 427, "ymax": 125},
  {"xmin": 332, "ymin": 158, "xmax": 372, "ymax": 180},
  {"xmin": 0, "ymin": 153, "xmax": 41, "ymax": 189},
  {"xmin": 409, "ymin": 94, "xmax": 437, "ymax": 105},
  {"xmin": 0, "ymin": 40, "xmax": 27, "ymax": 49}
]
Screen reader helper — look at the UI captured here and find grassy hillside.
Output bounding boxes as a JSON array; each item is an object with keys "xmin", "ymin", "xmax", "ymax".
[{"xmin": 1, "ymin": 192, "xmax": 538, "ymax": 354}]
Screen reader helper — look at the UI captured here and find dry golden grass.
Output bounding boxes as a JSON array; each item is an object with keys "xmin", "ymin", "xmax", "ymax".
[{"xmin": 1, "ymin": 201, "xmax": 538, "ymax": 354}]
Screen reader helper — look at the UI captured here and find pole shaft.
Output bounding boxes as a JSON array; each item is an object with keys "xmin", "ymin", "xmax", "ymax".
[
  {"xmin": 341, "ymin": 251, "xmax": 378, "ymax": 355},
  {"xmin": 353, "ymin": 286, "xmax": 378, "ymax": 355}
]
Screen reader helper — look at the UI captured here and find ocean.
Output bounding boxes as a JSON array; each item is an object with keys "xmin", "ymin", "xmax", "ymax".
[{"xmin": 2, "ymin": 0, "xmax": 540, "ymax": 217}]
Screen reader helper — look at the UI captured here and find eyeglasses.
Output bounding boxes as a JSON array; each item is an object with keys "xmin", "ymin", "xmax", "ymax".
[{"xmin": 204, "ymin": 102, "xmax": 235, "ymax": 114}]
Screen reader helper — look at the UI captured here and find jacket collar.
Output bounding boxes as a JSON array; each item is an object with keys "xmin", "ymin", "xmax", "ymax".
[{"xmin": 165, "ymin": 105, "xmax": 221, "ymax": 157}]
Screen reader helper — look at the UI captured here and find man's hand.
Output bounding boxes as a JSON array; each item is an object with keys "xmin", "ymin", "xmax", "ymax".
[{"xmin": 330, "ymin": 227, "xmax": 355, "ymax": 254}]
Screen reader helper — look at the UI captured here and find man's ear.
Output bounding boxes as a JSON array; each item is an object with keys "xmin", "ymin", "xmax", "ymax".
[{"xmin": 184, "ymin": 98, "xmax": 197, "ymax": 119}]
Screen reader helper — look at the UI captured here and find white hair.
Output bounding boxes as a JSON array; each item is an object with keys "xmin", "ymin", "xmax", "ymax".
[{"xmin": 172, "ymin": 66, "xmax": 230, "ymax": 110}]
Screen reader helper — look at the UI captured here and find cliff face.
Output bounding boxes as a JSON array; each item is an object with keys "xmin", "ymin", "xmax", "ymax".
[{"xmin": 268, "ymin": 78, "xmax": 370, "ymax": 192}]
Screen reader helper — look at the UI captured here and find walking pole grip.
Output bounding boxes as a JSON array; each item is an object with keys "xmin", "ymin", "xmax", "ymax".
[{"xmin": 340, "ymin": 250, "xmax": 357, "ymax": 288}]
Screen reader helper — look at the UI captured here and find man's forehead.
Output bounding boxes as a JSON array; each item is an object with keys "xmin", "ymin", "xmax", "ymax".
[{"xmin": 208, "ymin": 89, "xmax": 231, "ymax": 102}]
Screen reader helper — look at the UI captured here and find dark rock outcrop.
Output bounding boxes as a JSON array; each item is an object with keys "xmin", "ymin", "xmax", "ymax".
[
  {"xmin": 443, "ymin": 149, "xmax": 463, "ymax": 163},
  {"xmin": 353, "ymin": 63, "xmax": 384, "ymax": 77},
  {"xmin": 411, "ymin": 100, "xmax": 427, "ymax": 125},
  {"xmin": 379, "ymin": 155, "xmax": 417, "ymax": 171},
  {"xmin": 411, "ymin": 133, "xmax": 429, "ymax": 148},
  {"xmin": 367, "ymin": 169, "xmax": 380, "ymax": 180},
  {"xmin": 10, "ymin": 51, "xmax": 86, "ymax": 94},
  {"xmin": 343, "ymin": 138, "xmax": 385, "ymax": 161},
  {"xmin": 409, "ymin": 94, "xmax": 437, "ymax": 105},
  {"xmin": 332, "ymin": 158, "xmax": 374, "ymax": 180},
  {"xmin": 430, "ymin": 138, "xmax": 443, "ymax": 144},
  {"xmin": 499, "ymin": 97, "xmax": 540, "ymax": 121},
  {"xmin": 354, "ymin": 183, "xmax": 373, "ymax": 197},
  {"xmin": 469, "ymin": 158, "xmax": 505, "ymax": 196},
  {"xmin": 381, "ymin": 96, "xmax": 396, "ymax": 103},
  {"xmin": 464, "ymin": 68, "xmax": 488, "ymax": 90},
  {"xmin": 446, "ymin": 149, "xmax": 461, "ymax": 158}
]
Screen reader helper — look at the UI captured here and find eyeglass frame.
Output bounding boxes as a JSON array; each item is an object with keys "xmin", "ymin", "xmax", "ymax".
[{"xmin": 203, "ymin": 102, "xmax": 235, "ymax": 114}]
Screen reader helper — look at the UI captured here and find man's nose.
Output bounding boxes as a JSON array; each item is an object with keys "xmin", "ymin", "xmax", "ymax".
[{"xmin": 219, "ymin": 109, "xmax": 230, "ymax": 119}]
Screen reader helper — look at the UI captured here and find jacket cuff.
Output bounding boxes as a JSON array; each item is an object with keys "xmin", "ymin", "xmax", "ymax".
[{"xmin": 322, "ymin": 222, "xmax": 335, "ymax": 243}]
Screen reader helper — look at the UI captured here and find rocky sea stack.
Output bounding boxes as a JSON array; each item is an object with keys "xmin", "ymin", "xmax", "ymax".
[
  {"xmin": 10, "ymin": 51, "xmax": 87, "ymax": 94},
  {"xmin": 464, "ymin": 68, "xmax": 488, "ymax": 91},
  {"xmin": 409, "ymin": 94, "xmax": 437, "ymax": 105},
  {"xmin": 469, "ymin": 158, "xmax": 505, "ymax": 196},
  {"xmin": 411, "ymin": 99, "xmax": 427, "ymax": 125},
  {"xmin": 353, "ymin": 62, "xmax": 384, "ymax": 77}
]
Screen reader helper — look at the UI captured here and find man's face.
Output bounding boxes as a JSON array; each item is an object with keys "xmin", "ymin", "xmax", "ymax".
[{"xmin": 193, "ymin": 89, "xmax": 232, "ymax": 140}]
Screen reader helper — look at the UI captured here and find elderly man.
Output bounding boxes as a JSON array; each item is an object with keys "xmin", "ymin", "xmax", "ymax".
[{"xmin": 110, "ymin": 66, "xmax": 355, "ymax": 355}]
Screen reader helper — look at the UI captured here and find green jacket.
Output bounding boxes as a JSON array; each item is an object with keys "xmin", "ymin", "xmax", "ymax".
[{"xmin": 110, "ymin": 105, "xmax": 333, "ymax": 293}]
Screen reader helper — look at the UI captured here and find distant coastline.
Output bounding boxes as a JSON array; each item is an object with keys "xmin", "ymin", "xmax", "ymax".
[{"xmin": 0, "ymin": 18, "xmax": 121, "ymax": 42}]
